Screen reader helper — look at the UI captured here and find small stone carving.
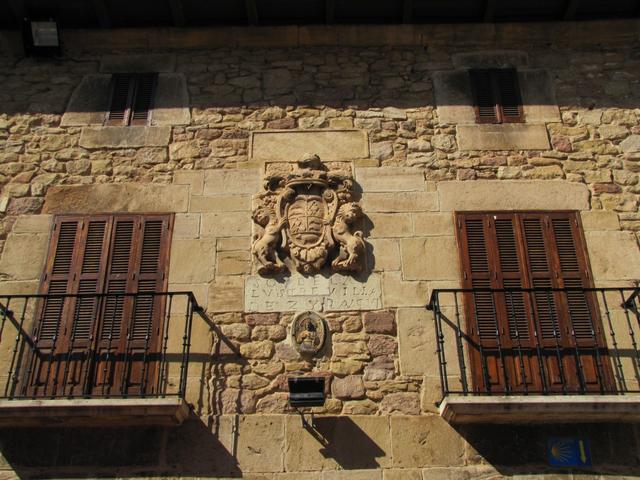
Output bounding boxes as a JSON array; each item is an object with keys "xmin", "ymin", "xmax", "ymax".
[
  {"xmin": 251, "ymin": 153, "xmax": 366, "ymax": 275},
  {"xmin": 291, "ymin": 311, "xmax": 326, "ymax": 355}
]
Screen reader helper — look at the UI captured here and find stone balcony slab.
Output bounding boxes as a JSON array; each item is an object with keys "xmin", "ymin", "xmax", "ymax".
[
  {"xmin": 440, "ymin": 395, "xmax": 640, "ymax": 424},
  {"xmin": 0, "ymin": 397, "xmax": 189, "ymax": 427}
]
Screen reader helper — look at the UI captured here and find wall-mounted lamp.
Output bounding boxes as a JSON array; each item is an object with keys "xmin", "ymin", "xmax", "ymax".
[
  {"xmin": 288, "ymin": 376, "xmax": 325, "ymax": 428},
  {"xmin": 22, "ymin": 18, "xmax": 60, "ymax": 56},
  {"xmin": 288, "ymin": 376, "xmax": 325, "ymax": 408}
]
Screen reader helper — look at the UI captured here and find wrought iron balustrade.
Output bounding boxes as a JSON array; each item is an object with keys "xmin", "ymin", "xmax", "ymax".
[
  {"xmin": 427, "ymin": 286, "xmax": 640, "ymax": 401},
  {"xmin": 0, "ymin": 291, "xmax": 205, "ymax": 400}
]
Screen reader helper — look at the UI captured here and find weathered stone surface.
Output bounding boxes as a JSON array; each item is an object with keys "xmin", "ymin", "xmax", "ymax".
[
  {"xmin": 220, "ymin": 323, "xmax": 251, "ymax": 341},
  {"xmin": 367, "ymin": 335, "xmax": 397, "ymax": 357},
  {"xmin": 245, "ymin": 274, "xmax": 381, "ymax": 312},
  {"xmin": 519, "ymin": 69, "xmax": 561, "ymax": 123},
  {"xmin": 363, "ymin": 311, "xmax": 396, "ymax": 334},
  {"xmin": 79, "ymin": 126, "xmax": 171, "ymax": 148},
  {"xmin": 190, "ymin": 195, "xmax": 250, "ymax": 212},
  {"xmin": 324, "ymin": 470, "xmax": 383, "ymax": 480},
  {"xmin": 152, "ymin": 73, "xmax": 191, "ymax": 126},
  {"xmin": 362, "ymin": 192, "xmax": 438, "ymax": 212},
  {"xmin": 240, "ymin": 340, "xmax": 275, "ymax": 359},
  {"xmin": 173, "ymin": 213, "xmax": 200, "ymax": 239},
  {"xmin": 60, "ymin": 75, "xmax": 111, "ymax": 126},
  {"xmin": 217, "ymin": 250, "xmax": 251, "ymax": 275},
  {"xmin": 201, "ymin": 212, "xmax": 251, "ymax": 237},
  {"xmin": 368, "ymin": 213, "xmax": 413, "ymax": 238},
  {"xmin": 391, "ymin": 416, "xmax": 464, "ymax": 468},
  {"xmin": 355, "ymin": 167, "xmax": 425, "ymax": 192},
  {"xmin": 227, "ymin": 415, "xmax": 285, "ymax": 472},
  {"xmin": 284, "ymin": 415, "xmax": 391, "ymax": 471},
  {"xmin": 382, "ymin": 272, "xmax": 430, "ymax": 308},
  {"xmin": 332, "ymin": 375, "xmax": 366, "ymax": 399},
  {"xmin": 251, "ymin": 130, "xmax": 368, "ymax": 161},
  {"xmin": 452, "ymin": 50, "xmax": 528, "ymax": 69},
  {"xmin": 413, "ymin": 212, "xmax": 454, "ymax": 236},
  {"xmin": 173, "ymin": 170, "xmax": 204, "ymax": 194},
  {"xmin": 204, "ymin": 169, "xmax": 260, "ymax": 195},
  {"xmin": 580, "ymin": 211, "xmax": 620, "ymax": 231},
  {"xmin": 43, "ymin": 184, "xmax": 189, "ymax": 213},
  {"xmin": 620, "ymin": 135, "xmax": 640, "ymax": 153},
  {"xmin": 208, "ymin": 275, "xmax": 244, "ymax": 312},
  {"xmin": 100, "ymin": 54, "xmax": 176, "ymax": 73},
  {"xmin": 401, "ymin": 236, "xmax": 460, "ymax": 281},
  {"xmin": 397, "ymin": 308, "xmax": 435, "ymax": 376},
  {"xmin": 433, "ymin": 70, "xmax": 476, "ymax": 125},
  {"xmin": 457, "ymin": 124, "xmax": 550, "ymax": 151},
  {"xmin": 438, "ymin": 180, "xmax": 589, "ymax": 211},
  {"xmin": 380, "ymin": 392, "xmax": 421, "ymax": 415},
  {"xmin": 11, "ymin": 215, "xmax": 52, "ymax": 234},
  {"xmin": 168, "ymin": 239, "xmax": 215, "ymax": 283},
  {"xmin": 585, "ymin": 231, "xmax": 640, "ymax": 280},
  {"xmin": 368, "ymin": 239, "xmax": 401, "ymax": 272},
  {"xmin": 0, "ymin": 234, "xmax": 49, "ymax": 281}
]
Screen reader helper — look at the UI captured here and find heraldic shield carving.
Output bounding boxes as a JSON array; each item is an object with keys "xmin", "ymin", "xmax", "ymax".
[{"xmin": 251, "ymin": 153, "xmax": 366, "ymax": 275}]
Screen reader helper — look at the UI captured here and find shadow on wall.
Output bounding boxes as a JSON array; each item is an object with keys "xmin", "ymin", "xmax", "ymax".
[{"xmin": 455, "ymin": 421, "xmax": 640, "ymax": 477}]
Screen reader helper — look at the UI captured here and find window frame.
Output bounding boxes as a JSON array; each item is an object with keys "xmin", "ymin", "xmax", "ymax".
[{"xmin": 469, "ymin": 68, "xmax": 524, "ymax": 125}]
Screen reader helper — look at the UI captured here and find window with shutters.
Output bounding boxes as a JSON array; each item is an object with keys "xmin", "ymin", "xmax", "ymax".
[
  {"xmin": 106, "ymin": 73, "xmax": 158, "ymax": 126},
  {"xmin": 455, "ymin": 211, "xmax": 614, "ymax": 394},
  {"xmin": 469, "ymin": 69, "xmax": 524, "ymax": 124},
  {"xmin": 29, "ymin": 214, "xmax": 173, "ymax": 397}
]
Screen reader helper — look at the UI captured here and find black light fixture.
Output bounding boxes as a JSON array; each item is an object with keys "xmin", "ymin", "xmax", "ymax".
[
  {"xmin": 22, "ymin": 18, "xmax": 60, "ymax": 56},
  {"xmin": 288, "ymin": 377, "xmax": 325, "ymax": 408}
]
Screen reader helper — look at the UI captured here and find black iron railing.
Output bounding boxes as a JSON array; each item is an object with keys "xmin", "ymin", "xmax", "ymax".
[
  {"xmin": 0, "ymin": 292, "xmax": 206, "ymax": 400},
  {"xmin": 427, "ymin": 287, "xmax": 640, "ymax": 401}
]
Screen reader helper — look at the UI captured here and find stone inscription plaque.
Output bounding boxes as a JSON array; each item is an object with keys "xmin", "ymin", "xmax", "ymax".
[{"xmin": 245, "ymin": 274, "xmax": 382, "ymax": 312}]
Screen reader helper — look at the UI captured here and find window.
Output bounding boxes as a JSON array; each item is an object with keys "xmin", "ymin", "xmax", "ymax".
[
  {"xmin": 29, "ymin": 214, "xmax": 173, "ymax": 397},
  {"xmin": 106, "ymin": 73, "xmax": 158, "ymax": 126},
  {"xmin": 469, "ymin": 69, "xmax": 523, "ymax": 124},
  {"xmin": 455, "ymin": 211, "xmax": 613, "ymax": 393}
]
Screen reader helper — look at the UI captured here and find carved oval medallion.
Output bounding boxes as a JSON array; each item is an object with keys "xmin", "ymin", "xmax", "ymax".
[{"xmin": 291, "ymin": 311, "xmax": 327, "ymax": 355}]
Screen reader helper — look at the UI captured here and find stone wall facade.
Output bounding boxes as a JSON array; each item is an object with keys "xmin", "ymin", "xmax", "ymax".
[{"xmin": 0, "ymin": 20, "xmax": 639, "ymax": 479}]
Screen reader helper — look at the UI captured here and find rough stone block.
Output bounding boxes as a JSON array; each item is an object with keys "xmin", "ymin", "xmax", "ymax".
[
  {"xmin": 0, "ymin": 234, "xmax": 49, "ymax": 281},
  {"xmin": 452, "ymin": 50, "xmax": 528, "ymax": 69},
  {"xmin": 173, "ymin": 213, "xmax": 200, "ymax": 239},
  {"xmin": 362, "ymin": 192, "xmax": 438, "ymax": 212},
  {"xmin": 100, "ymin": 53, "xmax": 176, "ymax": 73},
  {"xmin": 383, "ymin": 469, "xmax": 422, "ymax": 480},
  {"xmin": 208, "ymin": 275, "xmax": 244, "ymax": 312},
  {"xmin": 401, "ymin": 236, "xmax": 460, "ymax": 281},
  {"xmin": 217, "ymin": 250, "xmax": 251, "ymax": 275},
  {"xmin": 43, "ymin": 184, "xmax": 189, "ymax": 213},
  {"xmin": 413, "ymin": 213, "xmax": 455, "ymax": 236},
  {"xmin": 201, "ymin": 212, "xmax": 251, "ymax": 237},
  {"xmin": 457, "ymin": 124, "xmax": 550, "ymax": 151},
  {"xmin": 190, "ymin": 195, "xmax": 251, "ymax": 212},
  {"xmin": 173, "ymin": 170, "xmax": 204, "ymax": 195},
  {"xmin": 390, "ymin": 416, "xmax": 464, "ymax": 468},
  {"xmin": 204, "ymin": 169, "xmax": 260, "ymax": 195},
  {"xmin": 363, "ymin": 311, "xmax": 396, "ymax": 334},
  {"xmin": 438, "ymin": 181, "xmax": 589, "ymax": 212},
  {"xmin": 217, "ymin": 237, "xmax": 251, "ymax": 252},
  {"xmin": 585, "ymin": 231, "xmax": 640, "ymax": 281},
  {"xmin": 60, "ymin": 75, "xmax": 111, "ymax": 126},
  {"xmin": 152, "ymin": 73, "xmax": 191, "ymax": 126},
  {"xmin": 580, "ymin": 211, "xmax": 620, "ymax": 231},
  {"xmin": 382, "ymin": 273, "xmax": 429, "ymax": 308},
  {"xmin": 221, "ymin": 415, "xmax": 285, "ymax": 473},
  {"xmin": 368, "ymin": 213, "xmax": 413, "ymax": 238},
  {"xmin": 355, "ymin": 167, "xmax": 425, "ymax": 192},
  {"xmin": 332, "ymin": 375, "xmax": 366, "ymax": 399},
  {"xmin": 397, "ymin": 308, "xmax": 436, "ymax": 377},
  {"xmin": 168, "ymin": 239, "xmax": 215, "ymax": 284},
  {"xmin": 79, "ymin": 126, "xmax": 171, "ymax": 148},
  {"xmin": 284, "ymin": 415, "xmax": 391, "ymax": 471},
  {"xmin": 12, "ymin": 215, "xmax": 52, "ymax": 234},
  {"xmin": 368, "ymin": 238, "xmax": 401, "ymax": 271},
  {"xmin": 324, "ymin": 470, "xmax": 383, "ymax": 480},
  {"xmin": 251, "ymin": 130, "xmax": 368, "ymax": 161}
]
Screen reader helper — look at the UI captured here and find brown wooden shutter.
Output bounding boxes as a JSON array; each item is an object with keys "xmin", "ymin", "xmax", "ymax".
[
  {"xmin": 470, "ymin": 69, "xmax": 524, "ymax": 124},
  {"xmin": 106, "ymin": 73, "xmax": 157, "ymax": 126},
  {"xmin": 496, "ymin": 69, "xmax": 524, "ymax": 123},
  {"xmin": 130, "ymin": 73, "xmax": 157, "ymax": 126},
  {"xmin": 469, "ymin": 70, "xmax": 499, "ymax": 124}
]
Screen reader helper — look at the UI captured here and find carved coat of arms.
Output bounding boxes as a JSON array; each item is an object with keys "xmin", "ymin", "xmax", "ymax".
[{"xmin": 251, "ymin": 153, "xmax": 366, "ymax": 275}]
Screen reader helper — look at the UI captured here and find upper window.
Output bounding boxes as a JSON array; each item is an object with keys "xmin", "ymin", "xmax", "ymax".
[
  {"xmin": 469, "ymin": 69, "xmax": 523, "ymax": 124},
  {"xmin": 106, "ymin": 73, "xmax": 158, "ymax": 126}
]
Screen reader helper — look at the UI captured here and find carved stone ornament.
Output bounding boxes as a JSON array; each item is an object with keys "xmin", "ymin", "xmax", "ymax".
[
  {"xmin": 291, "ymin": 311, "xmax": 327, "ymax": 355},
  {"xmin": 251, "ymin": 153, "xmax": 366, "ymax": 275}
]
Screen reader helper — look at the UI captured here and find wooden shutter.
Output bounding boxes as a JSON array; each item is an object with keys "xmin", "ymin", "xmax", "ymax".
[
  {"xmin": 456, "ymin": 211, "xmax": 612, "ymax": 393},
  {"xmin": 469, "ymin": 70, "xmax": 498, "ymax": 124},
  {"xmin": 470, "ymin": 69, "xmax": 523, "ymax": 124},
  {"xmin": 106, "ymin": 73, "xmax": 157, "ymax": 126}
]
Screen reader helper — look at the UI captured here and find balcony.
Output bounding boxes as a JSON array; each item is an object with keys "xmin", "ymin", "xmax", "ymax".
[
  {"xmin": 427, "ymin": 286, "xmax": 640, "ymax": 424},
  {"xmin": 0, "ymin": 291, "xmax": 207, "ymax": 427}
]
